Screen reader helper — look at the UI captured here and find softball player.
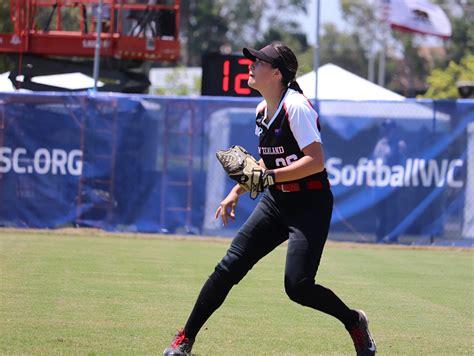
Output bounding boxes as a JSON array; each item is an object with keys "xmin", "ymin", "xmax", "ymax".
[{"xmin": 164, "ymin": 42, "xmax": 377, "ymax": 356}]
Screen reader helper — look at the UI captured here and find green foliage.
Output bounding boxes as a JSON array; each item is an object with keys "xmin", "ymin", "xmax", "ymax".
[
  {"xmin": 181, "ymin": 0, "xmax": 309, "ymax": 66},
  {"xmin": 0, "ymin": 2, "xmax": 14, "ymax": 73},
  {"xmin": 445, "ymin": 14, "xmax": 474, "ymax": 65},
  {"xmin": 152, "ymin": 66, "xmax": 201, "ymax": 96},
  {"xmin": 35, "ymin": 6, "xmax": 83, "ymax": 32},
  {"xmin": 420, "ymin": 53, "xmax": 474, "ymax": 99},
  {"xmin": 255, "ymin": 18, "xmax": 312, "ymax": 75},
  {"xmin": 0, "ymin": 55, "xmax": 14, "ymax": 74},
  {"xmin": 340, "ymin": 0, "xmax": 473, "ymax": 97},
  {"xmin": 0, "ymin": 2, "xmax": 13, "ymax": 33},
  {"xmin": 340, "ymin": 0, "xmax": 379, "ymax": 54},
  {"xmin": 341, "ymin": 0, "xmax": 405, "ymax": 91},
  {"xmin": 432, "ymin": 0, "xmax": 474, "ymax": 65},
  {"xmin": 319, "ymin": 23, "xmax": 368, "ymax": 78},
  {"xmin": 392, "ymin": 32, "xmax": 433, "ymax": 97},
  {"xmin": 181, "ymin": 1, "xmax": 229, "ymax": 66}
]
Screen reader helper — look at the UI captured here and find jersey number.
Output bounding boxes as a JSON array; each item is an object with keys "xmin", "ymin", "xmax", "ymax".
[{"xmin": 275, "ymin": 154, "xmax": 298, "ymax": 167}]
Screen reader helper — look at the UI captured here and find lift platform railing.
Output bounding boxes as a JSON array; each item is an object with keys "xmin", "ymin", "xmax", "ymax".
[{"xmin": 1, "ymin": 0, "xmax": 180, "ymax": 61}]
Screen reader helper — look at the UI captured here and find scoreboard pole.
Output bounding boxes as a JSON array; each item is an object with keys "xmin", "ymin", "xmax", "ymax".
[{"xmin": 313, "ymin": 0, "xmax": 321, "ymax": 100}]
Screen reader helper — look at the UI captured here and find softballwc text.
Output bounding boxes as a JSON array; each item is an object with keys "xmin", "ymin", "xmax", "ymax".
[
  {"xmin": 327, "ymin": 157, "xmax": 464, "ymax": 188},
  {"xmin": 0, "ymin": 147, "xmax": 83, "ymax": 176}
]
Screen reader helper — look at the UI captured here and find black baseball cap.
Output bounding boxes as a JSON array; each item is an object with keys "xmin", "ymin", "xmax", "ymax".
[
  {"xmin": 243, "ymin": 44, "xmax": 292, "ymax": 80},
  {"xmin": 243, "ymin": 45, "xmax": 284, "ymax": 67}
]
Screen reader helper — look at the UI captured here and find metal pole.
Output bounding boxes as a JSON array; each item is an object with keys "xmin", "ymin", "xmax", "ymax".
[
  {"xmin": 377, "ymin": 0, "xmax": 387, "ymax": 87},
  {"xmin": 93, "ymin": 0, "xmax": 104, "ymax": 91},
  {"xmin": 368, "ymin": 41, "xmax": 375, "ymax": 82},
  {"xmin": 378, "ymin": 40, "xmax": 386, "ymax": 87},
  {"xmin": 313, "ymin": 0, "xmax": 321, "ymax": 99}
]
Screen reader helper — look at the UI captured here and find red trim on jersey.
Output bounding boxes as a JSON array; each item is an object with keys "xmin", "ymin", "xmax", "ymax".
[
  {"xmin": 302, "ymin": 93, "xmax": 314, "ymax": 109},
  {"xmin": 283, "ymin": 102, "xmax": 289, "ymax": 122},
  {"xmin": 302, "ymin": 93, "xmax": 321, "ymax": 132}
]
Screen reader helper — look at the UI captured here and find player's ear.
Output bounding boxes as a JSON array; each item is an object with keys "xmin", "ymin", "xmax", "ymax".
[{"xmin": 274, "ymin": 68, "xmax": 282, "ymax": 80}]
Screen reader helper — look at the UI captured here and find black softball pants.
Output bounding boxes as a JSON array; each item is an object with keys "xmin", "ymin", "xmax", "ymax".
[{"xmin": 184, "ymin": 188, "xmax": 358, "ymax": 339}]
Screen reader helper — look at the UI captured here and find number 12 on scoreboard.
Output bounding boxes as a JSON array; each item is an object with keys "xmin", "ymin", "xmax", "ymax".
[
  {"xmin": 201, "ymin": 53, "xmax": 260, "ymax": 97},
  {"xmin": 222, "ymin": 58, "xmax": 252, "ymax": 95}
]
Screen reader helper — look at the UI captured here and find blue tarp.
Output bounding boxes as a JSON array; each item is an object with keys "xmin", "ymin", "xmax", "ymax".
[{"xmin": 0, "ymin": 93, "xmax": 472, "ymax": 243}]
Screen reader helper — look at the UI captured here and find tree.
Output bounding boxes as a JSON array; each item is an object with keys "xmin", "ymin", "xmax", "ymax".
[
  {"xmin": 319, "ymin": 23, "xmax": 367, "ymax": 78},
  {"xmin": 0, "ymin": 2, "xmax": 14, "ymax": 73},
  {"xmin": 180, "ymin": 0, "xmax": 309, "ymax": 66},
  {"xmin": 420, "ymin": 53, "xmax": 474, "ymax": 99},
  {"xmin": 221, "ymin": 0, "xmax": 308, "ymax": 52},
  {"xmin": 255, "ymin": 17, "xmax": 312, "ymax": 74},
  {"xmin": 389, "ymin": 32, "xmax": 432, "ymax": 97},
  {"xmin": 340, "ymin": 0, "xmax": 380, "ymax": 56},
  {"xmin": 390, "ymin": 0, "xmax": 474, "ymax": 96},
  {"xmin": 431, "ymin": 0, "xmax": 474, "ymax": 65},
  {"xmin": 339, "ymin": 0, "xmax": 473, "ymax": 97},
  {"xmin": 180, "ymin": 1, "xmax": 229, "ymax": 66},
  {"xmin": 341, "ymin": 0, "xmax": 407, "ymax": 92}
]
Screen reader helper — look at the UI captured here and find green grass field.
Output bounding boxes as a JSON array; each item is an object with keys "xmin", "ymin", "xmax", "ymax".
[{"xmin": 0, "ymin": 230, "xmax": 472, "ymax": 355}]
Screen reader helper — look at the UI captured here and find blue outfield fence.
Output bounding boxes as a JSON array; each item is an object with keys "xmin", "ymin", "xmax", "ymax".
[{"xmin": 0, "ymin": 93, "xmax": 473, "ymax": 245}]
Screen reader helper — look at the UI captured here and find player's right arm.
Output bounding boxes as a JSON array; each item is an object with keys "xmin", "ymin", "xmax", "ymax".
[{"xmin": 215, "ymin": 184, "xmax": 246, "ymax": 225}]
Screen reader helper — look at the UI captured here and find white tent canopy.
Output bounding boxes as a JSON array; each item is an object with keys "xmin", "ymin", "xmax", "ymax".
[
  {"xmin": 0, "ymin": 72, "xmax": 103, "ymax": 92},
  {"xmin": 297, "ymin": 64, "xmax": 450, "ymax": 132},
  {"xmin": 29, "ymin": 72, "xmax": 104, "ymax": 90},
  {"xmin": 0, "ymin": 72, "xmax": 32, "ymax": 93},
  {"xmin": 0, "ymin": 72, "xmax": 18, "ymax": 92},
  {"xmin": 297, "ymin": 64, "xmax": 405, "ymax": 101}
]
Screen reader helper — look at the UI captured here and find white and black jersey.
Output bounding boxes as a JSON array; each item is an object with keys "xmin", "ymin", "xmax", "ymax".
[{"xmin": 255, "ymin": 88, "xmax": 322, "ymax": 181}]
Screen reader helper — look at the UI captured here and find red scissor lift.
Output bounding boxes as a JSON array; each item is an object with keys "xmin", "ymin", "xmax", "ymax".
[{"xmin": 0, "ymin": 0, "xmax": 180, "ymax": 61}]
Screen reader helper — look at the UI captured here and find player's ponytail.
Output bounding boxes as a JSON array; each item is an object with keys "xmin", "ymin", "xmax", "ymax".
[
  {"xmin": 271, "ymin": 42, "xmax": 303, "ymax": 94},
  {"xmin": 289, "ymin": 80, "xmax": 304, "ymax": 94}
]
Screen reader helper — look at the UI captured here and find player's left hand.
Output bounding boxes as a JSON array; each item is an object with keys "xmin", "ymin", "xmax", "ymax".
[{"xmin": 215, "ymin": 189, "xmax": 240, "ymax": 226}]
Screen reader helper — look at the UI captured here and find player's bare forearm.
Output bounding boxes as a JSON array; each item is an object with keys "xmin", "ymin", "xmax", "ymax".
[
  {"xmin": 272, "ymin": 142, "xmax": 325, "ymax": 182},
  {"xmin": 232, "ymin": 183, "xmax": 247, "ymax": 195}
]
